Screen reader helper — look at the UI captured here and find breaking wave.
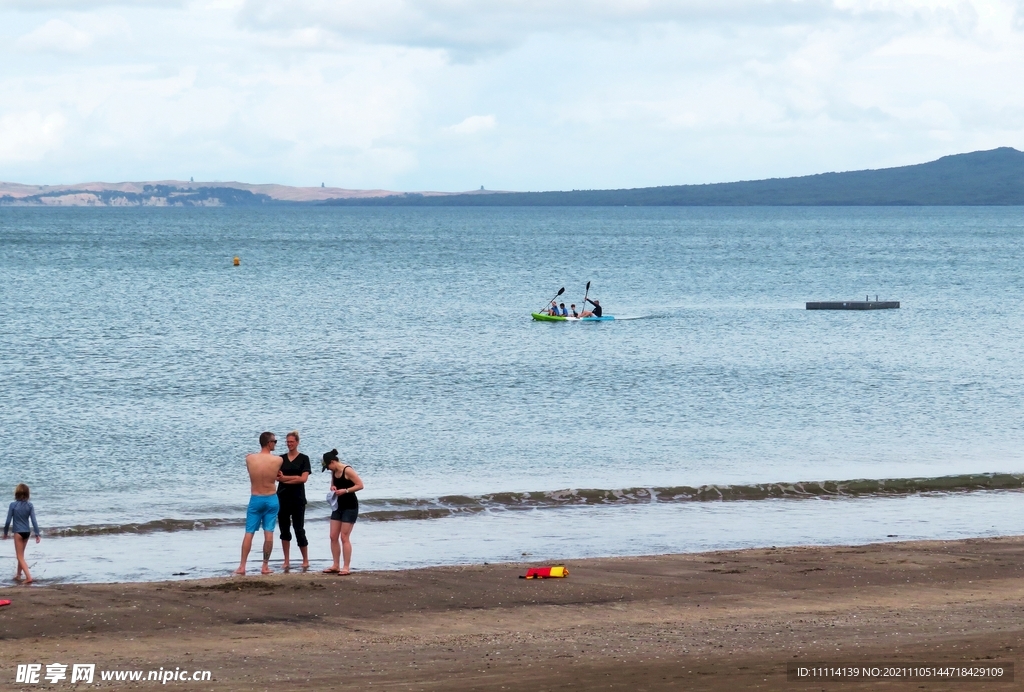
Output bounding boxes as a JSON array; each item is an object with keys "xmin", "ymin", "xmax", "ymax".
[{"xmin": 46, "ymin": 472, "xmax": 1024, "ymax": 536}]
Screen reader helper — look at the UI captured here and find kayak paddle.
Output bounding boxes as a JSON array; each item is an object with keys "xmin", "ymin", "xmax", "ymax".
[
  {"xmin": 539, "ymin": 287, "xmax": 564, "ymax": 314},
  {"xmin": 580, "ymin": 281, "xmax": 590, "ymax": 316}
]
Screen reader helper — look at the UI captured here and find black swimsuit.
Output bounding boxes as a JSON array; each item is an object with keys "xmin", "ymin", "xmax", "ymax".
[{"xmin": 331, "ymin": 466, "xmax": 358, "ymax": 521}]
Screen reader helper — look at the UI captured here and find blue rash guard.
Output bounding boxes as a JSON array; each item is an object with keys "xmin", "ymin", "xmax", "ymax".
[{"xmin": 4, "ymin": 500, "xmax": 40, "ymax": 538}]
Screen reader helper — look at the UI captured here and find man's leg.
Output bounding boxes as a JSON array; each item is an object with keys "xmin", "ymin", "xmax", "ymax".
[
  {"xmin": 261, "ymin": 530, "xmax": 274, "ymax": 575},
  {"xmin": 259, "ymin": 496, "xmax": 279, "ymax": 575},
  {"xmin": 235, "ymin": 532, "xmax": 254, "ymax": 575}
]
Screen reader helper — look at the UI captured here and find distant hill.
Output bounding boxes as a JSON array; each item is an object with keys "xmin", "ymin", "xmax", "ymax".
[
  {"xmin": 5, "ymin": 148, "xmax": 1024, "ymax": 207},
  {"xmin": 0, "ymin": 180, "xmax": 431, "ymax": 206},
  {"xmin": 323, "ymin": 147, "xmax": 1024, "ymax": 206}
]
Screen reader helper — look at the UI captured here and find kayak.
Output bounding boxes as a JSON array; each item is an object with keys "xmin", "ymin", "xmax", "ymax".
[{"xmin": 531, "ymin": 313, "xmax": 615, "ymax": 322}]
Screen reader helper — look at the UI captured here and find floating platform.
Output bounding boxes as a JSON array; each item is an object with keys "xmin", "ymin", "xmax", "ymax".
[{"xmin": 806, "ymin": 301, "xmax": 899, "ymax": 310}]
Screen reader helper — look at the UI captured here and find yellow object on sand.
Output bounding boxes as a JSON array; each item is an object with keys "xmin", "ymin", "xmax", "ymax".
[{"xmin": 521, "ymin": 566, "xmax": 569, "ymax": 579}]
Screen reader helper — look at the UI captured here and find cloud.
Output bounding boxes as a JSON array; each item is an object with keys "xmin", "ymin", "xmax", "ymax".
[
  {"xmin": 447, "ymin": 114, "xmax": 495, "ymax": 134},
  {"xmin": 233, "ymin": 0, "xmax": 994, "ymax": 60},
  {"xmin": 0, "ymin": 0, "xmax": 181, "ymax": 8},
  {"xmin": 0, "ymin": 111, "xmax": 67, "ymax": 162},
  {"xmin": 15, "ymin": 19, "xmax": 94, "ymax": 52},
  {"xmin": 237, "ymin": 0, "xmax": 853, "ymax": 57},
  {"xmin": 2, "ymin": 0, "xmax": 1024, "ymax": 190}
]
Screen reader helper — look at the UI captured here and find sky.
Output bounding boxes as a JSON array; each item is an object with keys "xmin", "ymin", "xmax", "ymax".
[{"xmin": 2, "ymin": 0, "xmax": 1024, "ymax": 191}]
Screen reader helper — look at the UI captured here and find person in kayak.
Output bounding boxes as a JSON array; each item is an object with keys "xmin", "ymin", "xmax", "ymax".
[
  {"xmin": 559, "ymin": 303, "xmax": 568, "ymax": 317},
  {"xmin": 580, "ymin": 298, "xmax": 603, "ymax": 318},
  {"xmin": 570, "ymin": 304, "xmax": 579, "ymax": 317},
  {"xmin": 546, "ymin": 301, "xmax": 559, "ymax": 316}
]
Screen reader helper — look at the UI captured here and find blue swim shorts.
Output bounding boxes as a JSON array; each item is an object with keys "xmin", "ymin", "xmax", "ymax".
[{"xmin": 245, "ymin": 494, "xmax": 280, "ymax": 533}]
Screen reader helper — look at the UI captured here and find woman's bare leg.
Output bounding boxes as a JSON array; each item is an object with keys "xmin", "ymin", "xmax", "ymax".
[
  {"xmin": 326, "ymin": 520, "xmax": 342, "ymax": 572},
  {"xmin": 281, "ymin": 540, "xmax": 291, "ymax": 570},
  {"xmin": 14, "ymin": 535, "xmax": 31, "ymax": 583},
  {"xmin": 340, "ymin": 522, "xmax": 355, "ymax": 574}
]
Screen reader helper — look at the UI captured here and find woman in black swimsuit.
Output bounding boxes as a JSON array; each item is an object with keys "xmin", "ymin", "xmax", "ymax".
[{"xmin": 321, "ymin": 449, "xmax": 364, "ymax": 575}]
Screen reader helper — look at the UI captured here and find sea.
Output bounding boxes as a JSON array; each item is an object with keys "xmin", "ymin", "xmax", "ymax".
[{"xmin": 2, "ymin": 205, "xmax": 1024, "ymax": 584}]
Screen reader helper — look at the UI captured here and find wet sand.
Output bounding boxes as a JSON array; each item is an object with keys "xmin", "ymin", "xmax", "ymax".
[{"xmin": 2, "ymin": 536, "xmax": 1023, "ymax": 690}]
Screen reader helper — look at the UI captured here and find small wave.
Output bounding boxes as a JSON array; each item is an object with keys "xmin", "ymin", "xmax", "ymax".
[
  {"xmin": 360, "ymin": 472, "xmax": 1024, "ymax": 520},
  {"xmin": 48, "ymin": 517, "xmax": 244, "ymax": 537},
  {"xmin": 41, "ymin": 473, "xmax": 1024, "ymax": 536}
]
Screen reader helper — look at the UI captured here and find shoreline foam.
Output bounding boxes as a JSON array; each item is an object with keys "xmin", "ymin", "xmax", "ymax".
[
  {"xmin": 9, "ymin": 488, "xmax": 1024, "ymax": 586},
  {"xmin": 40, "ymin": 473, "xmax": 1024, "ymax": 537}
]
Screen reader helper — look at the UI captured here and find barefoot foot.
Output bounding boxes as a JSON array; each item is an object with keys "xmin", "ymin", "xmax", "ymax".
[
  {"xmin": 233, "ymin": 567, "xmax": 246, "ymax": 575},
  {"xmin": 261, "ymin": 566, "xmax": 274, "ymax": 575}
]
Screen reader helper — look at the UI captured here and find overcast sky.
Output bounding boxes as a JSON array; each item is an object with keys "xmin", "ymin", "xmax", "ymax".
[{"xmin": 2, "ymin": 0, "xmax": 1023, "ymax": 191}]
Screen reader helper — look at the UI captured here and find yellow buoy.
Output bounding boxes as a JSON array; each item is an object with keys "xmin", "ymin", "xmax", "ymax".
[{"xmin": 233, "ymin": 256, "xmax": 240, "ymax": 266}]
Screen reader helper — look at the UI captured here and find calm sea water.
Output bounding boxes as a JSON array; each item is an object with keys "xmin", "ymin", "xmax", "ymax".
[{"xmin": 2, "ymin": 206, "xmax": 1023, "ymax": 582}]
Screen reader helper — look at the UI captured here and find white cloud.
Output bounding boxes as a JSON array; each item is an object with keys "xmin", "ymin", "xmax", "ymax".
[
  {"xmin": 0, "ymin": 0, "xmax": 180, "ymax": 8},
  {"xmin": 16, "ymin": 19, "xmax": 94, "ymax": 52},
  {"xmin": 2, "ymin": 0, "xmax": 1024, "ymax": 189},
  {"xmin": 237, "ymin": 0, "xmax": 857, "ymax": 58},
  {"xmin": 0, "ymin": 111, "xmax": 67, "ymax": 162},
  {"xmin": 447, "ymin": 114, "xmax": 495, "ymax": 134},
  {"xmin": 234, "ymin": 0, "xmax": 996, "ymax": 58}
]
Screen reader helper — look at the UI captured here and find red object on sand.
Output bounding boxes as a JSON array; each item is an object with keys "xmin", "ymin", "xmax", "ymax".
[
  {"xmin": 520, "ymin": 566, "xmax": 569, "ymax": 579},
  {"xmin": 0, "ymin": 600, "xmax": 11, "ymax": 607}
]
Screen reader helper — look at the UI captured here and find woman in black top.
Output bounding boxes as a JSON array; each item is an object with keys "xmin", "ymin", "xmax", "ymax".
[
  {"xmin": 276, "ymin": 431, "xmax": 311, "ymax": 570},
  {"xmin": 322, "ymin": 449, "xmax": 364, "ymax": 575}
]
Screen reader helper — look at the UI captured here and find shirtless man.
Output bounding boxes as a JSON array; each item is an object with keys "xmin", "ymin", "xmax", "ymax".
[{"xmin": 235, "ymin": 432, "xmax": 284, "ymax": 575}]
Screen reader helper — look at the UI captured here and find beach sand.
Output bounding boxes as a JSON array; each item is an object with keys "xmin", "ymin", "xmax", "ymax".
[{"xmin": 2, "ymin": 537, "xmax": 1023, "ymax": 690}]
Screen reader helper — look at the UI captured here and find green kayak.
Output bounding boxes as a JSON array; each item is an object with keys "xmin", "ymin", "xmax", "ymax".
[{"xmin": 531, "ymin": 313, "xmax": 615, "ymax": 322}]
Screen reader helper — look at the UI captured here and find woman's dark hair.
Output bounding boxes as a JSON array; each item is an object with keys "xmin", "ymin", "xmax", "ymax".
[
  {"xmin": 14, "ymin": 483, "xmax": 29, "ymax": 501},
  {"xmin": 322, "ymin": 449, "xmax": 339, "ymax": 464}
]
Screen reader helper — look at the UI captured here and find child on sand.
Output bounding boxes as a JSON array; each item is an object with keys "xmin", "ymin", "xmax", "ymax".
[{"xmin": 3, "ymin": 484, "xmax": 41, "ymax": 583}]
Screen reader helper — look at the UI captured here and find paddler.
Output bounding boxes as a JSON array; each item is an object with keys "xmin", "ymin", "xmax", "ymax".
[
  {"xmin": 558, "ymin": 303, "xmax": 568, "ymax": 317},
  {"xmin": 547, "ymin": 300, "xmax": 559, "ymax": 316},
  {"xmin": 579, "ymin": 298, "xmax": 602, "ymax": 318}
]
